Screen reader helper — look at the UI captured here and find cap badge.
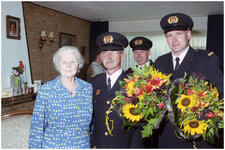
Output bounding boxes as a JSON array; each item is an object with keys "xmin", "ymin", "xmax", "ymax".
[
  {"xmin": 168, "ymin": 16, "xmax": 179, "ymax": 24},
  {"xmin": 103, "ymin": 35, "xmax": 113, "ymax": 44},
  {"xmin": 134, "ymin": 39, "xmax": 142, "ymax": 45}
]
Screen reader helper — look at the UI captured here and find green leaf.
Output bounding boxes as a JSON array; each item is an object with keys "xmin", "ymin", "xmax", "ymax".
[
  {"xmin": 207, "ymin": 133, "xmax": 215, "ymax": 144},
  {"xmin": 202, "ymin": 131, "xmax": 206, "ymax": 140},
  {"xmin": 141, "ymin": 124, "xmax": 154, "ymax": 138},
  {"xmin": 209, "ymin": 128, "xmax": 214, "ymax": 135},
  {"xmin": 210, "ymin": 116, "xmax": 220, "ymax": 122},
  {"xmin": 153, "ymin": 105, "xmax": 157, "ymax": 112},
  {"xmin": 148, "ymin": 118, "xmax": 158, "ymax": 125},
  {"xmin": 218, "ymin": 122, "xmax": 224, "ymax": 128},
  {"xmin": 148, "ymin": 107, "xmax": 154, "ymax": 116},
  {"xmin": 132, "ymin": 66, "xmax": 143, "ymax": 75},
  {"xmin": 214, "ymin": 130, "xmax": 219, "ymax": 138},
  {"xmin": 122, "ymin": 121, "xmax": 136, "ymax": 128}
]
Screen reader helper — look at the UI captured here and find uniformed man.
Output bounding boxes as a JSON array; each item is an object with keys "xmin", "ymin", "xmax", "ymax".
[
  {"xmin": 154, "ymin": 13, "xmax": 223, "ymax": 148},
  {"xmin": 126, "ymin": 36, "xmax": 156, "ymax": 148},
  {"xmin": 89, "ymin": 32, "xmax": 145, "ymax": 148},
  {"xmin": 126, "ymin": 36, "xmax": 154, "ymax": 75}
]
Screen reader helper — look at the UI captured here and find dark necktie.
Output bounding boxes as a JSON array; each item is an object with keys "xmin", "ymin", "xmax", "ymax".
[
  {"xmin": 175, "ymin": 57, "xmax": 180, "ymax": 71},
  {"xmin": 108, "ymin": 77, "xmax": 111, "ymax": 92}
]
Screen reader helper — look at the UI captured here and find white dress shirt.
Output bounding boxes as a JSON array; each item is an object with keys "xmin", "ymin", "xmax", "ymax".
[
  {"xmin": 106, "ymin": 69, "xmax": 122, "ymax": 89},
  {"xmin": 138, "ymin": 61, "xmax": 150, "ymax": 68},
  {"xmin": 172, "ymin": 46, "xmax": 189, "ymax": 70}
]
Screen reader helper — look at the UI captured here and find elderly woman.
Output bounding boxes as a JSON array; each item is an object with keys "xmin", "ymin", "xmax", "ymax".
[{"xmin": 29, "ymin": 46, "xmax": 93, "ymax": 149}]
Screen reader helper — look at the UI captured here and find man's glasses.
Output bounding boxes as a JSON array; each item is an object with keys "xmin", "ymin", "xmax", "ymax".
[{"xmin": 101, "ymin": 51, "xmax": 121, "ymax": 57}]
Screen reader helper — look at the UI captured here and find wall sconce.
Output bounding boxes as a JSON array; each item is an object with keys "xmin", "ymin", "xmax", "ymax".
[{"xmin": 38, "ymin": 31, "xmax": 54, "ymax": 49}]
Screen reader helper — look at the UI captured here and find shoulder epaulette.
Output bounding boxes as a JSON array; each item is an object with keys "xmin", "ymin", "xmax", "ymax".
[
  {"xmin": 195, "ymin": 49, "xmax": 214, "ymax": 56},
  {"xmin": 208, "ymin": 52, "xmax": 214, "ymax": 56},
  {"xmin": 91, "ymin": 75, "xmax": 96, "ymax": 78}
]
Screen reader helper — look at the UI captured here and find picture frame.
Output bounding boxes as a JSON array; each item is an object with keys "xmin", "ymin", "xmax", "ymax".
[
  {"xmin": 34, "ymin": 80, "xmax": 41, "ymax": 90},
  {"xmin": 59, "ymin": 32, "xmax": 76, "ymax": 47},
  {"xmin": 6, "ymin": 15, "xmax": 21, "ymax": 40},
  {"xmin": 2, "ymin": 87, "xmax": 14, "ymax": 97}
]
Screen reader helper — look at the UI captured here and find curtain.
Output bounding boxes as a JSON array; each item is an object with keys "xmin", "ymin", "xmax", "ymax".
[
  {"xmin": 206, "ymin": 14, "xmax": 224, "ymax": 73},
  {"xmin": 89, "ymin": 21, "xmax": 108, "ymax": 64},
  {"xmin": 121, "ymin": 31, "xmax": 207, "ymax": 71}
]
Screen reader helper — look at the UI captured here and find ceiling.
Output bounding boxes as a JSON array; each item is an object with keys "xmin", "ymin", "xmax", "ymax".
[{"xmin": 31, "ymin": 1, "xmax": 223, "ymax": 22}]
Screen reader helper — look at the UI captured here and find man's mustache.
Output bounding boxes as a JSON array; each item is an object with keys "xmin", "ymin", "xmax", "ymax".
[{"xmin": 104, "ymin": 59, "xmax": 115, "ymax": 64}]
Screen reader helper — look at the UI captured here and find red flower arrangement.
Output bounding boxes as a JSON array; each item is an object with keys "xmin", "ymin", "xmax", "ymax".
[{"xmin": 12, "ymin": 61, "xmax": 24, "ymax": 76}]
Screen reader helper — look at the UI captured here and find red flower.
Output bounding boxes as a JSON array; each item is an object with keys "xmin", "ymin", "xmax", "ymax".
[
  {"xmin": 191, "ymin": 107, "xmax": 196, "ymax": 112},
  {"xmin": 19, "ymin": 61, "xmax": 24, "ymax": 69},
  {"xmin": 197, "ymin": 90, "xmax": 207, "ymax": 98},
  {"xmin": 206, "ymin": 112, "xmax": 216, "ymax": 118},
  {"xmin": 135, "ymin": 87, "xmax": 143, "ymax": 96},
  {"xmin": 158, "ymin": 103, "xmax": 164, "ymax": 109},
  {"xmin": 187, "ymin": 90, "xmax": 194, "ymax": 95},
  {"xmin": 147, "ymin": 77, "xmax": 160, "ymax": 86},
  {"xmin": 124, "ymin": 97, "xmax": 129, "ymax": 102},
  {"xmin": 96, "ymin": 89, "xmax": 100, "ymax": 95},
  {"xmin": 143, "ymin": 82, "xmax": 154, "ymax": 94}
]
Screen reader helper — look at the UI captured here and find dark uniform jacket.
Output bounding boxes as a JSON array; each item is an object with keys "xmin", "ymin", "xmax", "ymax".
[
  {"xmin": 89, "ymin": 71, "xmax": 144, "ymax": 148},
  {"xmin": 154, "ymin": 47, "xmax": 224, "ymax": 148},
  {"xmin": 126, "ymin": 60, "xmax": 154, "ymax": 75}
]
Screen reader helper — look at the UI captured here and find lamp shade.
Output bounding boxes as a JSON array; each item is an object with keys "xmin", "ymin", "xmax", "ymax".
[
  {"xmin": 49, "ymin": 32, "xmax": 54, "ymax": 38},
  {"xmin": 41, "ymin": 31, "xmax": 47, "ymax": 37}
]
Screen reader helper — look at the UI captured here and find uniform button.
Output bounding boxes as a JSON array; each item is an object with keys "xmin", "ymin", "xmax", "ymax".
[
  {"xmin": 94, "ymin": 101, "xmax": 96, "ymax": 103},
  {"xmin": 106, "ymin": 100, "xmax": 110, "ymax": 104},
  {"xmin": 84, "ymin": 130, "xmax": 89, "ymax": 135},
  {"xmin": 105, "ymin": 132, "xmax": 108, "ymax": 136}
]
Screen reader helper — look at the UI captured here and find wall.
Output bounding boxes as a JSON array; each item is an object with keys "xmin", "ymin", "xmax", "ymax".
[
  {"xmin": 22, "ymin": 2, "xmax": 91, "ymax": 83},
  {"xmin": 1, "ymin": 1, "xmax": 32, "ymax": 90},
  {"xmin": 109, "ymin": 16, "xmax": 208, "ymax": 33}
]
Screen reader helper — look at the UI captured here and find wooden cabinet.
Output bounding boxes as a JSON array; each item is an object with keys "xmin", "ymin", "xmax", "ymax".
[{"xmin": 1, "ymin": 93, "xmax": 37, "ymax": 107}]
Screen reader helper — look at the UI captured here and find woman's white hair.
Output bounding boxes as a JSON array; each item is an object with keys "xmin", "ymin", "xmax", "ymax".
[{"xmin": 53, "ymin": 46, "xmax": 84, "ymax": 73}]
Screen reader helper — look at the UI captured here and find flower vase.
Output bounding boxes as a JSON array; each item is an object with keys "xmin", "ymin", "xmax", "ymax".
[{"xmin": 17, "ymin": 75, "xmax": 22, "ymax": 95}]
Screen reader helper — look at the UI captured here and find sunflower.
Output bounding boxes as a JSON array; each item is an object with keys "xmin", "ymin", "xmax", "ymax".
[
  {"xmin": 122, "ymin": 103, "xmax": 143, "ymax": 122},
  {"xmin": 176, "ymin": 94, "xmax": 195, "ymax": 112},
  {"xmin": 211, "ymin": 86, "xmax": 219, "ymax": 98},
  {"xmin": 183, "ymin": 119, "xmax": 208, "ymax": 136}
]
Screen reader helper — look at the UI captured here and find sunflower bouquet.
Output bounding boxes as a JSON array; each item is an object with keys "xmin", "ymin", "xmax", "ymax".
[
  {"xmin": 106, "ymin": 65, "xmax": 172, "ymax": 138},
  {"xmin": 168, "ymin": 72, "xmax": 224, "ymax": 145}
]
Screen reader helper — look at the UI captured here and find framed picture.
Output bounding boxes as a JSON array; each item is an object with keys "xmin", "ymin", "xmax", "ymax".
[
  {"xmin": 6, "ymin": 15, "xmax": 21, "ymax": 40},
  {"xmin": 60, "ymin": 32, "xmax": 76, "ymax": 47},
  {"xmin": 2, "ymin": 87, "xmax": 14, "ymax": 97},
  {"xmin": 34, "ymin": 80, "xmax": 41, "ymax": 90}
]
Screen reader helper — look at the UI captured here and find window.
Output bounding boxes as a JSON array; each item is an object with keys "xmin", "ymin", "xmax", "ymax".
[{"xmin": 121, "ymin": 31, "xmax": 207, "ymax": 71}]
